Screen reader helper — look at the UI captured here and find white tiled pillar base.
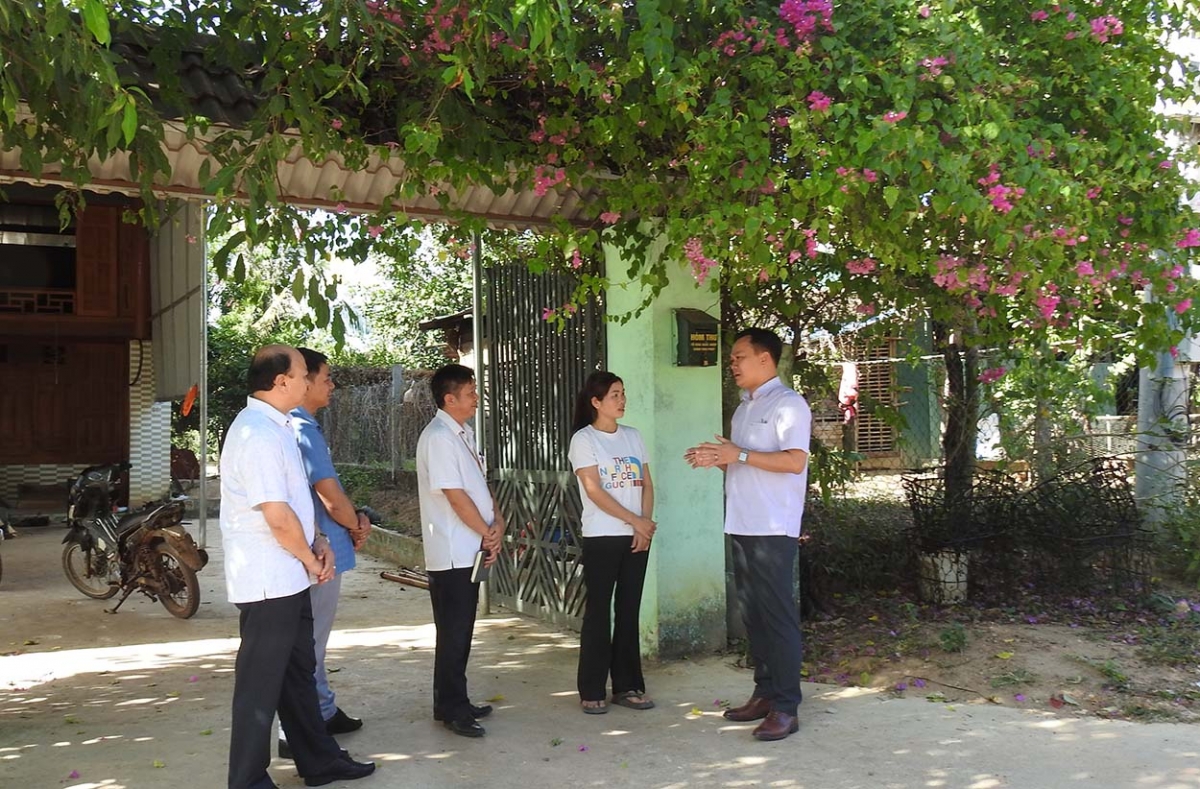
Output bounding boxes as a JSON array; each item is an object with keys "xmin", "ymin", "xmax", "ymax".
[{"xmin": 128, "ymin": 339, "xmax": 172, "ymax": 504}]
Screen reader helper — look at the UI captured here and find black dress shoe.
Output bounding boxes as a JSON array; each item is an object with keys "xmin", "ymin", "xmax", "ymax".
[
  {"xmin": 325, "ymin": 707, "xmax": 364, "ymax": 735},
  {"xmin": 277, "ymin": 738, "xmax": 293, "ymax": 760},
  {"xmin": 443, "ymin": 717, "xmax": 485, "ymax": 738},
  {"xmin": 303, "ymin": 756, "xmax": 376, "ymax": 786},
  {"xmin": 433, "ymin": 703, "xmax": 493, "ymax": 722}
]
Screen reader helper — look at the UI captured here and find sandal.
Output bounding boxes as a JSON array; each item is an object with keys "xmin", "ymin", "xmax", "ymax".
[
  {"xmin": 611, "ymin": 691, "xmax": 655, "ymax": 710},
  {"xmin": 581, "ymin": 700, "xmax": 609, "ymax": 715}
]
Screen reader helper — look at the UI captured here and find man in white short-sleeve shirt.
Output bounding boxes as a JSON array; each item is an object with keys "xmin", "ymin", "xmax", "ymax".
[
  {"xmin": 686, "ymin": 328, "xmax": 811, "ymax": 743},
  {"xmin": 416, "ymin": 364, "xmax": 506, "ymax": 738},
  {"xmin": 220, "ymin": 344, "xmax": 375, "ymax": 789}
]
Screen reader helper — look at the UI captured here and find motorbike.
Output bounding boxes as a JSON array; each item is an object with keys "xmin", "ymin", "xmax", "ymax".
[{"xmin": 62, "ymin": 462, "xmax": 209, "ymax": 619}]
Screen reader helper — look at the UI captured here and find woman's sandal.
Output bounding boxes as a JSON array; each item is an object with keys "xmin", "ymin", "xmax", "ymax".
[
  {"xmin": 611, "ymin": 691, "xmax": 655, "ymax": 710},
  {"xmin": 581, "ymin": 699, "xmax": 609, "ymax": 715}
]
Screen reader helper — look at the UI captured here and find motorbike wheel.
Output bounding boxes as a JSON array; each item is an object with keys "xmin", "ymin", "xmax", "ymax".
[
  {"xmin": 62, "ymin": 542, "xmax": 119, "ymax": 599},
  {"xmin": 154, "ymin": 543, "xmax": 200, "ymax": 619}
]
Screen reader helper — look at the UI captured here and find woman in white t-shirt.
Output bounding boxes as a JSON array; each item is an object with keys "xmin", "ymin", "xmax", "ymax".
[{"xmin": 568, "ymin": 371, "xmax": 657, "ymax": 714}]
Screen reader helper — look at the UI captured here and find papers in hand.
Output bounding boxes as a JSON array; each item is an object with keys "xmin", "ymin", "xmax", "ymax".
[{"xmin": 470, "ymin": 549, "xmax": 491, "ymax": 584}]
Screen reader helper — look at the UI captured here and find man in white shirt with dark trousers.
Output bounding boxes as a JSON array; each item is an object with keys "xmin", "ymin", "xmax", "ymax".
[
  {"xmin": 686, "ymin": 328, "xmax": 811, "ymax": 743},
  {"xmin": 416, "ymin": 363, "xmax": 506, "ymax": 737},
  {"xmin": 220, "ymin": 344, "xmax": 376, "ymax": 788}
]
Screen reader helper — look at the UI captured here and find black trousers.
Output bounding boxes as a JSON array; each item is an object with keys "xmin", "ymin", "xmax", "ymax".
[
  {"xmin": 228, "ymin": 589, "xmax": 343, "ymax": 789},
  {"xmin": 577, "ymin": 535, "xmax": 650, "ymax": 701},
  {"xmin": 427, "ymin": 567, "xmax": 479, "ymax": 721},
  {"xmin": 730, "ymin": 534, "xmax": 804, "ymax": 716}
]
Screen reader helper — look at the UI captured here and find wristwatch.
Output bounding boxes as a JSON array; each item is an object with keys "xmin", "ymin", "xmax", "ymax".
[{"xmin": 737, "ymin": 450, "xmax": 749, "ymax": 464}]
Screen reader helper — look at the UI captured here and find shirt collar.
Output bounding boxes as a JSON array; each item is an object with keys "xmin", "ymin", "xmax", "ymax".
[
  {"xmin": 742, "ymin": 376, "xmax": 785, "ymax": 403},
  {"xmin": 246, "ymin": 395, "xmax": 294, "ymax": 427},
  {"xmin": 435, "ymin": 408, "xmax": 471, "ymax": 437},
  {"xmin": 291, "ymin": 405, "xmax": 317, "ymax": 425}
]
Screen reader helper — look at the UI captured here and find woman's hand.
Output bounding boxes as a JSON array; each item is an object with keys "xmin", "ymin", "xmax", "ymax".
[
  {"xmin": 631, "ymin": 533, "xmax": 652, "ymax": 553},
  {"xmin": 629, "ymin": 516, "xmax": 656, "ymax": 541}
]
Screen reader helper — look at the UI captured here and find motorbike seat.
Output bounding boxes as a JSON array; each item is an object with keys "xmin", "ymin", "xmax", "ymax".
[{"xmin": 116, "ymin": 502, "xmax": 180, "ymax": 537}]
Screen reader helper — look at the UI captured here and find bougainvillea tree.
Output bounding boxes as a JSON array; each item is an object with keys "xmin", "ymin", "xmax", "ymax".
[{"xmin": 2, "ymin": 1, "xmax": 1198, "ymax": 358}]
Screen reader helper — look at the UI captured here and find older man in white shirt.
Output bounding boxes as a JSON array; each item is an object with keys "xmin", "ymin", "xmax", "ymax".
[
  {"xmin": 416, "ymin": 363, "xmax": 505, "ymax": 738},
  {"xmin": 220, "ymin": 344, "xmax": 375, "ymax": 789},
  {"xmin": 686, "ymin": 328, "xmax": 811, "ymax": 743}
]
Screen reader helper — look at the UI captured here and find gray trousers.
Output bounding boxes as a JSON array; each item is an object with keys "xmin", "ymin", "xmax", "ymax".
[{"xmin": 730, "ymin": 534, "xmax": 804, "ymax": 716}]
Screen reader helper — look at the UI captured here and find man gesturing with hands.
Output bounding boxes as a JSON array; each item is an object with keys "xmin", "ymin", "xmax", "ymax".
[{"xmin": 686, "ymin": 328, "xmax": 811, "ymax": 743}]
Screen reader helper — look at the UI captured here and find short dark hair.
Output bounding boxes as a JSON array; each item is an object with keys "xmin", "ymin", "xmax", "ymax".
[
  {"xmin": 734, "ymin": 328, "xmax": 783, "ymax": 365},
  {"xmin": 297, "ymin": 347, "xmax": 328, "ymax": 377},
  {"xmin": 571, "ymin": 371, "xmax": 623, "ymax": 434},
  {"xmin": 247, "ymin": 344, "xmax": 295, "ymax": 393},
  {"xmin": 431, "ymin": 363, "xmax": 475, "ymax": 408}
]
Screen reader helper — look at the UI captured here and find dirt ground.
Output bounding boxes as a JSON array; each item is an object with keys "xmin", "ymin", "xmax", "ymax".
[
  {"xmin": 805, "ymin": 612, "xmax": 1200, "ymax": 721},
  {"xmin": 3, "ymin": 515, "xmax": 1200, "ymax": 789},
  {"xmin": 349, "ymin": 480, "xmax": 1200, "ymax": 724}
]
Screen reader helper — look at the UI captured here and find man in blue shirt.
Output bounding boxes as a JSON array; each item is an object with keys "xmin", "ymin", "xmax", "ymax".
[{"xmin": 279, "ymin": 348, "xmax": 373, "ymax": 757}]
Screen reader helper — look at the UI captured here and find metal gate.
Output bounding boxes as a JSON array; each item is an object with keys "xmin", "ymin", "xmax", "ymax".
[{"xmin": 479, "ymin": 261, "xmax": 604, "ymax": 629}]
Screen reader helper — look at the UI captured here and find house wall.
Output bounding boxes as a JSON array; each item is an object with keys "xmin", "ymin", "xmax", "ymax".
[{"xmin": 0, "ymin": 341, "xmax": 171, "ymax": 506}]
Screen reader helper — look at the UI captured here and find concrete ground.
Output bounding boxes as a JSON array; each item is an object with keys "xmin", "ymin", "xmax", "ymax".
[{"xmin": 2, "ymin": 522, "xmax": 1199, "ymax": 789}]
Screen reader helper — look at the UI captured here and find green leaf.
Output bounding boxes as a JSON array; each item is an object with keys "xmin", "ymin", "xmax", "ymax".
[
  {"xmin": 883, "ymin": 186, "xmax": 900, "ymax": 210},
  {"xmin": 81, "ymin": 0, "xmax": 111, "ymax": 45},
  {"xmin": 121, "ymin": 101, "xmax": 137, "ymax": 145},
  {"xmin": 982, "ymin": 121, "xmax": 1000, "ymax": 141}
]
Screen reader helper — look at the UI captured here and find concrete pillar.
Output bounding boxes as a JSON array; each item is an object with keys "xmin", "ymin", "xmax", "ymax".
[
  {"xmin": 128, "ymin": 339, "xmax": 172, "ymax": 505},
  {"xmin": 603, "ymin": 240, "xmax": 726, "ymax": 659}
]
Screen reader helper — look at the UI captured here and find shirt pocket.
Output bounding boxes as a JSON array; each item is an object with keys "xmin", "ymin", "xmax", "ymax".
[{"xmin": 741, "ymin": 420, "xmax": 774, "ymax": 452}]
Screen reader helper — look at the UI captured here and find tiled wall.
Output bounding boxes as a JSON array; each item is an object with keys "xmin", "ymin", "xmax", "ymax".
[
  {"xmin": 0, "ymin": 341, "xmax": 172, "ymax": 506},
  {"xmin": 128, "ymin": 339, "xmax": 172, "ymax": 505},
  {"xmin": 0, "ymin": 464, "xmax": 77, "ymax": 505}
]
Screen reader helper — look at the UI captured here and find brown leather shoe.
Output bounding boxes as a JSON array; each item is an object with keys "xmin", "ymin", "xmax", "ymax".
[
  {"xmin": 723, "ymin": 696, "xmax": 772, "ymax": 722},
  {"xmin": 752, "ymin": 710, "xmax": 799, "ymax": 741}
]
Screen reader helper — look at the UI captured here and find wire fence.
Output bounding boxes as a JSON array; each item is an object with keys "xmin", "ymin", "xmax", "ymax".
[{"xmin": 320, "ymin": 369, "xmax": 436, "ymax": 474}]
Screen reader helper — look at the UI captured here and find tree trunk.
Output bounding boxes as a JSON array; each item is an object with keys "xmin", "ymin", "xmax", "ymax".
[{"xmin": 935, "ymin": 322, "xmax": 978, "ymax": 534}]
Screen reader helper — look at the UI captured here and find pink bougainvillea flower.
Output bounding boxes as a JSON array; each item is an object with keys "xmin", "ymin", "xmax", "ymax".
[
  {"xmin": 684, "ymin": 237, "xmax": 719, "ymax": 285},
  {"xmin": 1089, "ymin": 15, "xmax": 1123, "ymax": 43},
  {"xmin": 1014, "ymin": 693, "xmax": 1027, "ymax": 702},
  {"xmin": 331, "ymin": 118, "xmax": 343, "ymax": 130},
  {"xmin": 1175, "ymin": 298, "xmax": 1191, "ymax": 315},
  {"xmin": 1031, "ymin": 9, "xmax": 1048, "ymax": 21},
  {"xmin": 918, "ymin": 5, "xmax": 930, "ymax": 18},
  {"xmin": 578, "ymin": 744, "xmax": 589, "ymax": 752},
  {"xmin": 846, "ymin": 258, "xmax": 878, "ymax": 275},
  {"xmin": 1037, "ymin": 292, "xmax": 1060, "ymax": 320},
  {"xmin": 69, "ymin": 771, "xmax": 80, "ymax": 780},
  {"xmin": 1176, "ymin": 228, "xmax": 1200, "ymax": 248},
  {"xmin": 335, "ymin": 202, "xmax": 348, "ymax": 214},
  {"xmin": 599, "ymin": 211, "xmax": 620, "ymax": 225},
  {"xmin": 779, "ymin": 0, "xmax": 834, "ymax": 41},
  {"xmin": 862, "ymin": 168, "xmax": 878, "ymax": 183},
  {"xmin": 1076, "ymin": 260, "xmax": 1095, "ymax": 276},
  {"xmin": 1086, "ymin": 186, "xmax": 1101, "ymax": 200},
  {"xmin": 185, "ymin": 234, "xmax": 197, "ymax": 245},
  {"xmin": 1160, "ymin": 159, "xmax": 1175, "ymax": 169},
  {"xmin": 807, "ymin": 90, "xmax": 832, "ymax": 112},
  {"xmin": 978, "ymin": 367, "xmax": 1007, "ymax": 384},
  {"xmin": 855, "ymin": 302, "xmax": 876, "ymax": 316},
  {"xmin": 882, "ymin": 110, "xmax": 907, "ymax": 123},
  {"xmin": 541, "ymin": 307, "xmax": 554, "ymax": 321},
  {"xmin": 367, "ymin": 225, "xmax": 383, "ymax": 239}
]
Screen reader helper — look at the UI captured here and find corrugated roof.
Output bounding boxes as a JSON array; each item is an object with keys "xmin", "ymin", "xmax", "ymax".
[{"xmin": 1, "ymin": 34, "xmax": 599, "ymax": 228}]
